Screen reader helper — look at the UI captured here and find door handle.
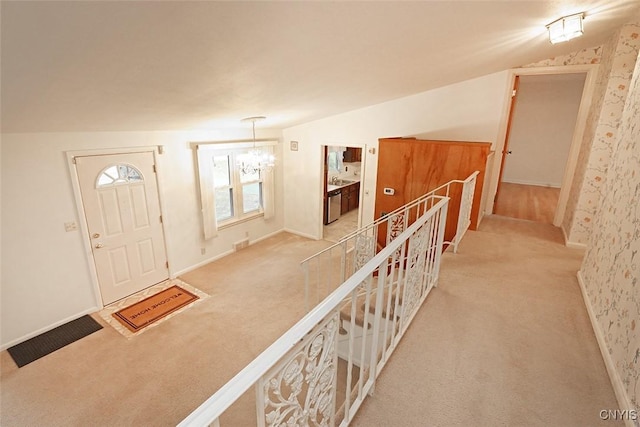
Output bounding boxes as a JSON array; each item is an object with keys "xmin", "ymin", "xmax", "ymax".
[{"xmin": 95, "ymin": 243, "xmax": 104, "ymax": 249}]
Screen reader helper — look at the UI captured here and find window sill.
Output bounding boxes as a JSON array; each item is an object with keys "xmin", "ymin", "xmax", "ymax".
[{"xmin": 218, "ymin": 212, "xmax": 264, "ymax": 230}]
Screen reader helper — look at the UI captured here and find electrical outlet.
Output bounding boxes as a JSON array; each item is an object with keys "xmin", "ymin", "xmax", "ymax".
[
  {"xmin": 64, "ymin": 222, "xmax": 78, "ymax": 232},
  {"xmin": 201, "ymin": 248, "xmax": 206, "ymax": 255}
]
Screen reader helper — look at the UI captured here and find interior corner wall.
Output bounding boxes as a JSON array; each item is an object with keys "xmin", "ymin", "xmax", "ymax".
[
  {"xmin": 501, "ymin": 74, "xmax": 586, "ymax": 187},
  {"xmin": 0, "ymin": 129, "xmax": 284, "ymax": 349},
  {"xmin": 561, "ymin": 35, "xmax": 618, "ymax": 242},
  {"xmin": 563, "ymin": 22, "xmax": 640, "ymax": 245},
  {"xmin": 281, "ymin": 71, "xmax": 510, "ymax": 239},
  {"xmin": 579, "ymin": 44, "xmax": 640, "ymax": 417}
]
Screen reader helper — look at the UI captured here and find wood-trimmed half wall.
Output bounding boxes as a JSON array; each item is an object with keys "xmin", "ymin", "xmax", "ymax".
[{"xmin": 375, "ymin": 137, "xmax": 492, "ymax": 248}]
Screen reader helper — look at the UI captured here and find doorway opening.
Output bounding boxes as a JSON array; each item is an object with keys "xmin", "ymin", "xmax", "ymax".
[
  {"xmin": 493, "ymin": 70, "xmax": 592, "ymax": 225},
  {"xmin": 322, "ymin": 145, "xmax": 363, "ymax": 243}
]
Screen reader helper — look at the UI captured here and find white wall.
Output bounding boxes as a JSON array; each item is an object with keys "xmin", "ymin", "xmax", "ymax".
[
  {"xmin": 0, "ymin": 70, "xmax": 516, "ymax": 348},
  {"xmin": 0, "ymin": 129, "xmax": 284, "ymax": 348},
  {"xmin": 502, "ymin": 73, "xmax": 586, "ymax": 187},
  {"xmin": 282, "ymin": 71, "xmax": 510, "ymax": 239}
]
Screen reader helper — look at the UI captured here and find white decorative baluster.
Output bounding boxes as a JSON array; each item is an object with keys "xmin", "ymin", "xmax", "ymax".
[
  {"xmin": 400, "ymin": 220, "xmax": 430, "ymax": 328},
  {"xmin": 353, "ymin": 233, "xmax": 375, "ymax": 271},
  {"xmin": 180, "ymin": 197, "xmax": 451, "ymax": 427},
  {"xmin": 453, "ymin": 172, "xmax": 477, "ymax": 253},
  {"xmin": 386, "ymin": 211, "xmax": 405, "ymax": 245},
  {"xmin": 386, "ymin": 211, "xmax": 406, "ymax": 262},
  {"xmin": 258, "ymin": 313, "xmax": 339, "ymax": 427}
]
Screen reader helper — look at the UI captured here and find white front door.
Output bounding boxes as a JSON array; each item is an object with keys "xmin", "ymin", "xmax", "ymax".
[{"xmin": 76, "ymin": 152, "xmax": 169, "ymax": 305}]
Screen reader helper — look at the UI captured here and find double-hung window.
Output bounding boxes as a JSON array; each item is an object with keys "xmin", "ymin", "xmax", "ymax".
[
  {"xmin": 196, "ymin": 141, "xmax": 276, "ymax": 239},
  {"xmin": 212, "ymin": 151, "xmax": 264, "ymax": 223}
]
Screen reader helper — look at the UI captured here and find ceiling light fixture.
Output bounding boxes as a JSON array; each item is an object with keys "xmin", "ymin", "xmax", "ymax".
[
  {"xmin": 238, "ymin": 116, "xmax": 274, "ymax": 175},
  {"xmin": 546, "ymin": 12, "xmax": 585, "ymax": 44}
]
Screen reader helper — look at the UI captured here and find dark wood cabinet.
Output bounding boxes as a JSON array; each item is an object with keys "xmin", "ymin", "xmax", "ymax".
[
  {"xmin": 341, "ymin": 182, "xmax": 360, "ymax": 215},
  {"xmin": 341, "ymin": 191, "xmax": 350, "ymax": 214},
  {"xmin": 343, "ymin": 147, "xmax": 362, "ymax": 163},
  {"xmin": 350, "ymin": 183, "xmax": 360, "ymax": 211}
]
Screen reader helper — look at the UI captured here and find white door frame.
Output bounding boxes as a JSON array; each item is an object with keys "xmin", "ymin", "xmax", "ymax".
[
  {"xmin": 66, "ymin": 146, "xmax": 172, "ymax": 309},
  {"xmin": 318, "ymin": 143, "xmax": 367, "ymax": 240},
  {"xmin": 486, "ymin": 64, "xmax": 599, "ymax": 227}
]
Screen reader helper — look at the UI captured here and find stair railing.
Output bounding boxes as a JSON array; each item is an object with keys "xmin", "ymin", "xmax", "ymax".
[
  {"xmin": 179, "ymin": 195, "xmax": 449, "ymax": 427},
  {"xmin": 301, "ymin": 171, "xmax": 478, "ymax": 311}
]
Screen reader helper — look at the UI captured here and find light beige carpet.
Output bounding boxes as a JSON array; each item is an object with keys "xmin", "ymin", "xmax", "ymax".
[
  {"xmin": 0, "ymin": 219, "xmax": 620, "ymax": 426},
  {"xmin": 352, "ymin": 215, "xmax": 621, "ymax": 426},
  {"xmin": 0, "ymin": 232, "xmax": 332, "ymax": 427}
]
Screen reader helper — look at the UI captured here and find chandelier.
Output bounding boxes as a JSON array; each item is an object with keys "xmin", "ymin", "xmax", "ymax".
[{"xmin": 238, "ymin": 116, "xmax": 275, "ymax": 175}]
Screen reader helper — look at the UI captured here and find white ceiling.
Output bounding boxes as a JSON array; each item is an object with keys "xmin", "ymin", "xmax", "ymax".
[{"xmin": 2, "ymin": 1, "xmax": 639, "ymax": 133}]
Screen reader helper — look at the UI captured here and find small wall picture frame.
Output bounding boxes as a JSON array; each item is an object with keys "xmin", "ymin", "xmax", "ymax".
[{"xmin": 290, "ymin": 141, "xmax": 299, "ymax": 151}]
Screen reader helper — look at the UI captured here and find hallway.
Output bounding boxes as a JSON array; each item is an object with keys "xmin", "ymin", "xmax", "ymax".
[
  {"xmin": 353, "ymin": 216, "xmax": 618, "ymax": 426},
  {"xmin": 494, "ymin": 182, "xmax": 560, "ymax": 224}
]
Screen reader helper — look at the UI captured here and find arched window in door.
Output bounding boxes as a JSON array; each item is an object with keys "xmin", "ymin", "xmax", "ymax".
[{"xmin": 96, "ymin": 164, "xmax": 144, "ymax": 187}]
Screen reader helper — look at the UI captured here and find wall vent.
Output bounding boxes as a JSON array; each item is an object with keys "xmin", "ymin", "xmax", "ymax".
[{"xmin": 233, "ymin": 238, "xmax": 250, "ymax": 251}]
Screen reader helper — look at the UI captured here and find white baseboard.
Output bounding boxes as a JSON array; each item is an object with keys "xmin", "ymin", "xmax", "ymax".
[
  {"xmin": 502, "ymin": 179, "xmax": 561, "ymax": 188},
  {"xmin": 0, "ymin": 307, "xmax": 100, "ymax": 351},
  {"xmin": 172, "ymin": 249, "xmax": 235, "ymax": 277},
  {"xmin": 562, "ymin": 225, "xmax": 587, "ymax": 249},
  {"xmin": 172, "ymin": 229, "xmax": 287, "ymax": 277},
  {"xmin": 3, "ymin": 231, "xmax": 290, "ymax": 350},
  {"xmin": 577, "ymin": 271, "xmax": 636, "ymax": 427},
  {"xmin": 249, "ymin": 229, "xmax": 285, "ymax": 245},
  {"xmin": 283, "ymin": 228, "xmax": 320, "ymax": 241}
]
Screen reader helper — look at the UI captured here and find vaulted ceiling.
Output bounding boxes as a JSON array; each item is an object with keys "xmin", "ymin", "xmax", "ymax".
[{"xmin": 2, "ymin": 1, "xmax": 639, "ymax": 133}]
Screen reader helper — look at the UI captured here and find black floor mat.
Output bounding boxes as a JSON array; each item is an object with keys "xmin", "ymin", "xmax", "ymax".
[{"xmin": 7, "ymin": 315, "xmax": 103, "ymax": 367}]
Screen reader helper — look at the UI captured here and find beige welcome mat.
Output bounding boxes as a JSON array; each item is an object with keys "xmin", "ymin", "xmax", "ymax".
[{"xmin": 99, "ymin": 279, "xmax": 208, "ymax": 338}]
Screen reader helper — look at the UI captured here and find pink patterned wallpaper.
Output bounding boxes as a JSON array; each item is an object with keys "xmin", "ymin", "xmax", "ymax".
[
  {"xmin": 522, "ymin": 25, "xmax": 640, "ymax": 247},
  {"xmin": 565, "ymin": 24, "xmax": 640, "ymax": 245},
  {"xmin": 524, "ymin": 21, "xmax": 640, "ymax": 418},
  {"xmin": 522, "ymin": 45, "xmax": 602, "ymax": 67},
  {"xmin": 581, "ymin": 41, "xmax": 640, "ymax": 419}
]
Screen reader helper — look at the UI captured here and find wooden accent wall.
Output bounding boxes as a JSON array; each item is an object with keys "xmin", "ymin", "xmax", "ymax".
[{"xmin": 375, "ymin": 137, "xmax": 492, "ymax": 248}]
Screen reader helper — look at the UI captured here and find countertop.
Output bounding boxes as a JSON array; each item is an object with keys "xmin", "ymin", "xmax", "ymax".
[{"xmin": 327, "ymin": 177, "xmax": 360, "ymax": 192}]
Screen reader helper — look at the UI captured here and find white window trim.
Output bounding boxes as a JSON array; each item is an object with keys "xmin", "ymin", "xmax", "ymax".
[
  {"xmin": 214, "ymin": 150, "xmax": 263, "ymax": 226},
  {"xmin": 195, "ymin": 140, "xmax": 277, "ymax": 240}
]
